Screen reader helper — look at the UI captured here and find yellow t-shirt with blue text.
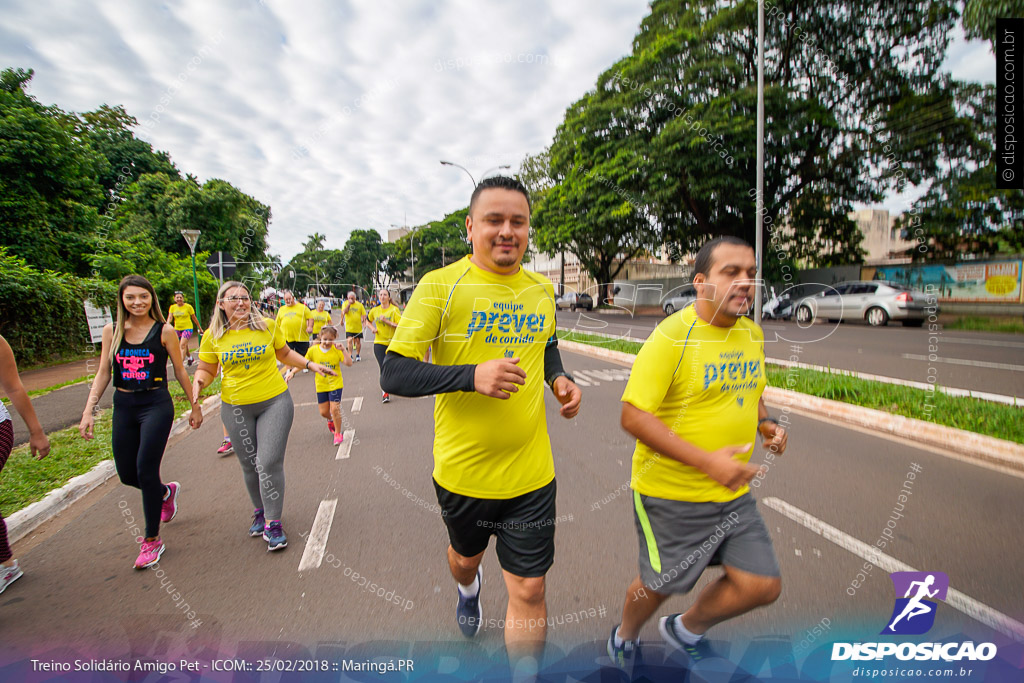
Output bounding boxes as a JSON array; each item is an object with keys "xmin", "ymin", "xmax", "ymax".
[
  {"xmin": 276, "ymin": 303, "xmax": 312, "ymax": 342},
  {"xmin": 198, "ymin": 318, "xmax": 288, "ymax": 405},
  {"xmin": 368, "ymin": 305, "xmax": 402, "ymax": 346},
  {"xmin": 305, "ymin": 344, "xmax": 345, "ymax": 392},
  {"xmin": 342, "ymin": 301, "xmax": 367, "ymax": 334},
  {"xmin": 621, "ymin": 305, "xmax": 766, "ymax": 503},
  {"xmin": 387, "ymin": 256, "xmax": 558, "ymax": 499},
  {"xmin": 309, "ymin": 310, "xmax": 332, "ymax": 335},
  {"xmin": 168, "ymin": 303, "xmax": 195, "ymax": 331}
]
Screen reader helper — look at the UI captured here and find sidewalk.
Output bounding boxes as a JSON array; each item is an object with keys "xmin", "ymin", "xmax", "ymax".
[{"xmin": 14, "ymin": 356, "xmax": 99, "ymax": 393}]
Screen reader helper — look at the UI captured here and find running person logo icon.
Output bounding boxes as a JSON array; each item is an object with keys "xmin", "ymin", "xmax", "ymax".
[{"xmin": 882, "ymin": 571, "xmax": 949, "ymax": 635}]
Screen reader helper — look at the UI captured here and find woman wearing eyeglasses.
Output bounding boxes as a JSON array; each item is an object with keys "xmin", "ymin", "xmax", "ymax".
[{"xmin": 192, "ymin": 281, "xmax": 336, "ymax": 552}]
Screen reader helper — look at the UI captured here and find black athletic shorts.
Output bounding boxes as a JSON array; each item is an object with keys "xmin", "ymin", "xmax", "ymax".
[
  {"xmin": 433, "ymin": 478, "xmax": 556, "ymax": 578},
  {"xmin": 286, "ymin": 340, "xmax": 309, "ymax": 356}
]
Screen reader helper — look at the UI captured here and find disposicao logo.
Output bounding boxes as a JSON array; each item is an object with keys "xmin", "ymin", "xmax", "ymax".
[
  {"xmin": 882, "ymin": 571, "xmax": 948, "ymax": 635},
  {"xmin": 832, "ymin": 570, "xmax": 998, "ymax": 662}
]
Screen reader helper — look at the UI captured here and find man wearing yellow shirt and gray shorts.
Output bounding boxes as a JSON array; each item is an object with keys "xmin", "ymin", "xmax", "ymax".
[
  {"xmin": 607, "ymin": 236, "xmax": 789, "ymax": 668},
  {"xmin": 382, "ymin": 176, "xmax": 582, "ymax": 675}
]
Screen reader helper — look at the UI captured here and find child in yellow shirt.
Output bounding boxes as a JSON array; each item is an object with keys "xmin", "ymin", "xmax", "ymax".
[{"xmin": 286, "ymin": 326, "xmax": 352, "ymax": 445}]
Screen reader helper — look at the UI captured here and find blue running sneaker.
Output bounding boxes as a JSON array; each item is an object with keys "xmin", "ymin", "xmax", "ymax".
[
  {"xmin": 263, "ymin": 521, "xmax": 287, "ymax": 551},
  {"xmin": 249, "ymin": 508, "xmax": 266, "ymax": 537},
  {"xmin": 607, "ymin": 624, "xmax": 641, "ymax": 670},
  {"xmin": 456, "ymin": 567, "xmax": 482, "ymax": 637},
  {"xmin": 659, "ymin": 614, "xmax": 716, "ymax": 661}
]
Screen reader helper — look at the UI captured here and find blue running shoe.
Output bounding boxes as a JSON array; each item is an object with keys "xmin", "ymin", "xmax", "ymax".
[
  {"xmin": 607, "ymin": 624, "xmax": 641, "ymax": 670},
  {"xmin": 456, "ymin": 567, "xmax": 482, "ymax": 637},
  {"xmin": 249, "ymin": 508, "xmax": 266, "ymax": 537},
  {"xmin": 659, "ymin": 614, "xmax": 716, "ymax": 661},
  {"xmin": 263, "ymin": 521, "xmax": 287, "ymax": 551}
]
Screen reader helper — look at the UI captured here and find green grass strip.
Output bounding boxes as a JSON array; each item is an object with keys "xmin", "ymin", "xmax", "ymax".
[
  {"xmin": 560, "ymin": 330, "xmax": 1023, "ymax": 444},
  {"xmin": 944, "ymin": 316, "xmax": 1024, "ymax": 334}
]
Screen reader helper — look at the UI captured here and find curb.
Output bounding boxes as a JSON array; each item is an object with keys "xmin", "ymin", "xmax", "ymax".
[
  {"xmin": 7, "ymin": 394, "xmax": 222, "ymax": 545},
  {"xmin": 558, "ymin": 340, "xmax": 1024, "ymax": 473}
]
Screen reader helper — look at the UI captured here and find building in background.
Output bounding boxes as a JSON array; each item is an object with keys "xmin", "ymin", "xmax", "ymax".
[{"xmin": 850, "ymin": 208, "xmax": 915, "ymax": 265}]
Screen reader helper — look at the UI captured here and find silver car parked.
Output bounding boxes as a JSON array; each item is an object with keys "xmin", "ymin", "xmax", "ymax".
[{"xmin": 794, "ymin": 281, "xmax": 933, "ymax": 327}]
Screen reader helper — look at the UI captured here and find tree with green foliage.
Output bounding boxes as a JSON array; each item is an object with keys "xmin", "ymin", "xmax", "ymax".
[
  {"xmin": 534, "ymin": 0, "xmax": 975, "ymax": 282},
  {"xmin": 0, "ymin": 68, "xmax": 107, "ymax": 275}
]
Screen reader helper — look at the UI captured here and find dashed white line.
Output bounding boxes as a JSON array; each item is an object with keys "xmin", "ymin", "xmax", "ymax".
[
  {"xmin": 572, "ymin": 376, "xmax": 593, "ymax": 387},
  {"xmin": 351, "ymin": 397, "xmax": 363, "ymax": 414},
  {"xmin": 297, "ymin": 498, "xmax": 337, "ymax": 572},
  {"xmin": 763, "ymin": 496, "xmax": 1024, "ymax": 641},
  {"xmin": 336, "ymin": 430, "xmax": 356, "ymax": 460}
]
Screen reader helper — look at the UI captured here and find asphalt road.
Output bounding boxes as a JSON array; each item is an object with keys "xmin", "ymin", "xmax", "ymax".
[
  {"xmin": 559, "ymin": 311, "xmax": 1024, "ymax": 398},
  {"xmin": 1, "ymin": 346, "xmax": 1021, "ymax": 679}
]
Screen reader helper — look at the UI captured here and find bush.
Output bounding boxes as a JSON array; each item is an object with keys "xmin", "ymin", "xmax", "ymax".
[{"xmin": 0, "ymin": 247, "xmax": 117, "ymax": 365}]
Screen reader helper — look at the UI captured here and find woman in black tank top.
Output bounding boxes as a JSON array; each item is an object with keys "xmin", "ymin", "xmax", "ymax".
[{"xmin": 78, "ymin": 275, "xmax": 204, "ymax": 570}]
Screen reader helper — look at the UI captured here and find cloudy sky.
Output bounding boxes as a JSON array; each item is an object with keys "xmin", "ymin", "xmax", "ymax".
[{"xmin": 1, "ymin": 0, "xmax": 994, "ymax": 263}]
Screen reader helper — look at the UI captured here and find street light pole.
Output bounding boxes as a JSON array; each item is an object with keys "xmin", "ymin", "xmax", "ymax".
[
  {"xmin": 181, "ymin": 229, "xmax": 202, "ymax": 344},
  {"xmin": 439, "ymin": 161, "xmax": 512, "ymax": 188},
  {"xmin": 754, "ymin": 0, "xmax": 765, "ymax": 325}
]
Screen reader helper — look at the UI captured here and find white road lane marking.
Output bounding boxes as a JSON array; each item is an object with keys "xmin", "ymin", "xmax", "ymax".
[
  {"xmin": 336, "ymin": 430, "xmax": 356, "ymax": 459},
  {"xmin": 763, "ymin": 497, "xmax": 1024, "ymax": 641},
  {"xmin": 900, "ymin": 353, "xmax": 1024, "ymax": 372},
  {"xmin": 351, "ymin": 397, "xmax": 363, "ymax": 414},
  {"xmin": 298, "ymin": 498, "xmax": 337, "ymax": 572}
]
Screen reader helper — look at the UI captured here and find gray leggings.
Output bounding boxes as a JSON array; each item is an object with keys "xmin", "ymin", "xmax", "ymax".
[{"xmin": 221, "ymin": 390, "xmax": 294, "ymax": 521}]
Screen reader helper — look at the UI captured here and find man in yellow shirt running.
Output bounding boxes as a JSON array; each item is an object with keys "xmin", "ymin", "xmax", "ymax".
[
  {"xmin": 607, "ymin": 236, "xmax": 789, "ymax": 669},
  {"xmin": 275, "ymin": 290, "xmax": 313, "ymax": 367},
  {"xmin": 341, "ymin": 291, "xmax": 368, "ymax": 362},
  {"xmin": 382, "ymin": 176, "xmax": 582, "ymax": 676}
]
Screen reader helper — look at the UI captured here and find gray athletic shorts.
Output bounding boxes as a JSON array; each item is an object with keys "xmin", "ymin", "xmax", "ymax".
[{"xmin": 632, "ymin": 491, "xmax": 779, "ymax": 595}]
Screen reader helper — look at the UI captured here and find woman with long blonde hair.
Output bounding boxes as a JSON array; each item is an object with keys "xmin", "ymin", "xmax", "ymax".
[
  {"xmin": 79, "ymin": 275, "xmax": 202, "ymax": 569},
  {"xmin": 192, "ymin": 281, "xmax": 336, "ymax": 552}
]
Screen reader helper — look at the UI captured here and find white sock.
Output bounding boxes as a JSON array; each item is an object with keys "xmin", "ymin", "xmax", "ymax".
[
  {"xmin": 673, "ymin": 615, "xmax": 704, "ymax": 645},
  {"xmin": 613, "ymin": 626, "xmax": 627, "ymax": 648},
  {"xmin": 458, "ymin": 575, "xmax": 480, "ymax": 598}
]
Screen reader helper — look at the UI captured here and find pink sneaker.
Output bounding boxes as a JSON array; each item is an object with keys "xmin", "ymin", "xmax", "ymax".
[
  {"xmin": 134, "ymin": 538, "xmax": 165, "ymax": 569},
  {"xmin": 333, "ymin": 432, "xmax": 344, "ymax": 446},
  {"xmin": 161, "ymin": 482, "xmax": 180, "ymax": 523},
  {"xmin": 216, "ymin": 439, "xmax": 234, "ymax": 456}
]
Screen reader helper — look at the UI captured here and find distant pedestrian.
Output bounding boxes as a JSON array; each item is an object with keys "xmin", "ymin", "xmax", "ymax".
[
  {"xmin": 276, "ymin": 290, "xmax": 313, "ymax": 367},
  {"xmin": 168, "ymin": 291, "xmax": 203, "ymax": 366},
  {"xmin": 341, "ymin": 291, "xmax": 368, "ymax": 362},
  {"xmin": 0, "ymin": 333, "xmax": 50, "ymax": 594},
  {"xmin": 79, "ymin": 275, "xmax": 202, "ymax": 569},
  {"xmin": 367, "ymin": 289, "xmax": 401, "ymax": 403}
]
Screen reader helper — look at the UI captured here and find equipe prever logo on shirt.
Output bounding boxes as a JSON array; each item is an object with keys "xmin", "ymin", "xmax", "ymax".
[{"xmin": 831, "ymin": 570, "xmax": 997, "ymax": 662}]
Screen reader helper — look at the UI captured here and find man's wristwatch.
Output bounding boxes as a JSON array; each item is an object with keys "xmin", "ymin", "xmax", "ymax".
[{"xmin": 758, "ymin": 417, "xmax": 777, "ymax": 430}]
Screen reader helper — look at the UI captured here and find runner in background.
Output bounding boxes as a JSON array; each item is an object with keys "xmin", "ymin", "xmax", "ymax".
[
  {"xmin": 194, "ymin": 281, "xmax": 335, "ymax": 552},
  {"xmin": 286, "ymin": 325, "xmax": 351, "ymax": 444},
  {"xmin": 0, "ymin": 334, "xmax": 51, "ymax": 594},
  {"xmin": 367, "ymin": 289, "xmax": 401, "ymax": 403},
  {"xmin": 276, "ymin": 290, "xmax": 313, "ymax": 371},
  {"xmin": 167, "ymin": 291, "xmax": 203, "ymax": 366},
  {"xmin": 308, "ymin": 300, "xmax": 332, "ymax": 342},
  {"xmin": 341, "ymin": 291, "xmax": 368, "ymax": 362},
  {"xmin": 79, "ymin": 275, "xmax": 202, "ymax": 569}
]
